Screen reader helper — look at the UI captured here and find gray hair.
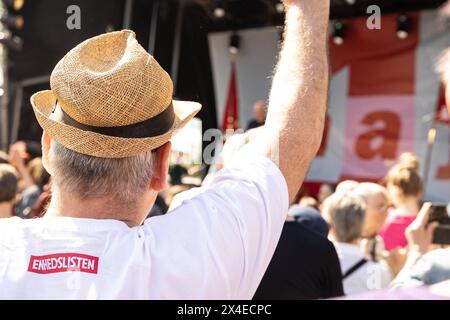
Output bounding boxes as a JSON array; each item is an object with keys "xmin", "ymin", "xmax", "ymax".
[
  {"xmin": 353, "ymin": 182, "xmax": 389, "ymax": 202},
  {"xmin": 49, "ymin": 140, "xmax": 155, "ymax": 209},
  {"xmin": 324, "ymin": 192, "xmax": 367, "ymax": 243}
]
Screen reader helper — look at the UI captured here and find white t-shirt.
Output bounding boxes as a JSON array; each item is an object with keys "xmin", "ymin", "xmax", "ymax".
[
  {"xmin": 168, "ymin": 186, "xmax": 207, "ymax": 211},
  {"xmin": 0, "ymin": 155, "xmax": 288, "ymax": 299},
  {"xmin": 334, "ymin": 242, "xmax": 391, "ymax": 296}
]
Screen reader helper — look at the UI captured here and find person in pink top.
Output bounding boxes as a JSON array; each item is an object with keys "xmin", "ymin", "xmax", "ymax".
[{"xmin": 379, "ymin": 158, "xmax": 423, "ymax": 251}]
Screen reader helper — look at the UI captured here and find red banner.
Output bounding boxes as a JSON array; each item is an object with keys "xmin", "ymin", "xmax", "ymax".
[
  {"xmin": 436, "ymin": 84, "xmax": 450, "ymax": 124},
  {"xmin": 222, "ymin": 62, "xmax": 239, "ymax": 131}
]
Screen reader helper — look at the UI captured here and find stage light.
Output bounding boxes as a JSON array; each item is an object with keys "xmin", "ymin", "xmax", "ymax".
[
  {"xmin": 3, "ymin": 0, "xmax": 24, "ymax": 11},
  {"xmin": 213, "ymin": 7, "xmax": 225, "ymax": 18},
  {"xmin": 397, "ymin": 14, "xmax": 411, "ymax": 39},
  {"xmin": 0, "ymin": 32, "xmax": 23, "ymax": 51},
  {"xmin": 275, "ymin": 1, "xmax": 284, "ymax": 13},
  {"xmin": 0, "ymin": 14, "xmax": 23, "ymax": 29},
  {"xmin": 332, "ymin": 21, "xmax": 346, "ymax": 45},
  {"xmin": 213, "ymin": 0, "xmax": 225, "ymax": 18},
  {"xmin": 345, "ymin": 0, "xmax": 356, "ymax": 5},
  {"xmin": 229, "ymin": 32, "xmax": 240, "ymax": 55}
]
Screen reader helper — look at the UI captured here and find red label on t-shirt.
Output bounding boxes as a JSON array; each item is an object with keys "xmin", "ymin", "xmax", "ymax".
[{"xmin": 28, "ymin": 253, "xmax": 99, "ymax": 274}]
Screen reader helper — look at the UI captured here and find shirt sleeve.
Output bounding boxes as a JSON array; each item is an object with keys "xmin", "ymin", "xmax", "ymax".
[{"xmin": 143, "ymin": 155, "xmax": 289, "ymax": 299}]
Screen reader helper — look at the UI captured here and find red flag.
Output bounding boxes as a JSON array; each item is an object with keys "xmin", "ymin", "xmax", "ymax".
[
  {"xmin": 436, "ymin": 84, "xmax": 450, "ymax": 125},
  {"xmin": 222, "ymin": 62, "xmax": 239, "ymax": 131}
]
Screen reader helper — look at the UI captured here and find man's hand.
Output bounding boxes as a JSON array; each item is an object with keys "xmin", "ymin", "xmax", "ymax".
[
  {"xmin": 8, "ymin": 141, "xmax": 27, "ymax": 169},
  {"xmin": 405, "ymin": 202, "xmax": 439, "ymax": 254},
  {"xmin": 392, "ymin": 203, "xmax": 439, "ymax": 285},
  {"xmin": 9, "ymin": 141, "xmax": 35, "ymax": 189}
]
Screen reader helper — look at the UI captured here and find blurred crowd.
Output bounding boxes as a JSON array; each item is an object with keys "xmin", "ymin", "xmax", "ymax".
[
  {"xmin": 0, "ymin": 141, "xmax": 50, "ymax": 220},
  {"xmin": 276, "ymin": 151, "xmax": 450, "ymax": 298},
  {"xmin": 2, "ymin": 130, "xmax": 449, "ymax": 299},
  {"xmin": 0, "ymin": 1, "xmax": 450, "ymax": 300}
]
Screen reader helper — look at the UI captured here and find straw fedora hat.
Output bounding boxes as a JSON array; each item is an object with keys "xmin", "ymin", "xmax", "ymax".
[{"xmin": 31, "ymin": 30, "xmax": 201, "ymax": 158}]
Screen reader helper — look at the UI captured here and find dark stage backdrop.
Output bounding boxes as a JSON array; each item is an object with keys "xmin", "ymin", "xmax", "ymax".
[
  {"xmin": 9, "ymin": 0, "xmax": 218, "ymax": 146},
  {"xmin": 7, "ymin": 0, "xmax": 445, "ymax": 145}
]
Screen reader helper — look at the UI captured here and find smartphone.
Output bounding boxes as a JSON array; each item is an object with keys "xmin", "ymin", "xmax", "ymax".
[{"xmin": 427, "ymin": 204, "xmax": 450, "ymax": 245}]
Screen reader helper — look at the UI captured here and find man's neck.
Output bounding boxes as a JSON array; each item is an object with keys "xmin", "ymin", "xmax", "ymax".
[
  {"xmin": 45, "ymin": 188, "xmax": 153, "ymax": 227},
  {"xmin": 0, "ymin": 202, "xmax": 14, "ymax": 218}
]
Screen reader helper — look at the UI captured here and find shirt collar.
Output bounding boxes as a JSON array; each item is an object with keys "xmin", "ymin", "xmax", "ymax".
[{"xmin": 334, "ymin": 242, "xmax": 363, "ymax": 257}]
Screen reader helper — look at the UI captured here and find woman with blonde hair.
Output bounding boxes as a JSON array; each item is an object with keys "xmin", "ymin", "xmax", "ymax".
[{"xmin": 379, "ymin": 154, "xmax": 423, "ymax": 251}]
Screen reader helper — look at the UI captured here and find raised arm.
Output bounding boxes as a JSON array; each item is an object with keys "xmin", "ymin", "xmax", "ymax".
[{"xmin": 245, "ymin": 1, "xmax": 330, "ymax": 201}]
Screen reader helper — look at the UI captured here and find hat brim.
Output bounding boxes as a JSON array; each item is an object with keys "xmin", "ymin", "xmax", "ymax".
[{"xmin": 30, "ymin": 90, "xmax": 202, "ymax": 158}]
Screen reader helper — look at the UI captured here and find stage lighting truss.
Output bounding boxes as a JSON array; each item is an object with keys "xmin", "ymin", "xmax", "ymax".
[
  {"xmin": 0, "ymin": 0, "xmax": 23, "ymax": 151},
  {"xmin": 0, "ymin": 0, "xmax": 24, "ymax": 51},
  {"xmin": 209, "ymin": 0, "xmax": 286, "ymax": 21},
  {"xmin": 0, "ymin": 31, "xmax": 22, "ymax": 51}
]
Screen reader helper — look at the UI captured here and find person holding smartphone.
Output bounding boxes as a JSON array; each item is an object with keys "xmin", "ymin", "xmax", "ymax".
[{"xmin": 391, "ymin": 203, "xmax": 450, "ymax": 288}]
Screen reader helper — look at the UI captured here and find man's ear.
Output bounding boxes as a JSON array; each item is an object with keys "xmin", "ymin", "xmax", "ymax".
[
  {"xmin": 41, "ymin": 131, "xmax": 51, "ymax": 154},
  {"xmin": 150, "ymin": 141, "xmax": 172, "ymax": 191},
  {"xmin": 41, "ymin": 131, "xmax": 52, "ymax": 174}
]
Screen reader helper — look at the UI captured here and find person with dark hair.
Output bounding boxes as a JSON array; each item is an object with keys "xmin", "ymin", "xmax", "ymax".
[
  {"xmin": 9, "ymin": 140, "xmax": 50, "ymax": 218},
  {"xmin": 14, "ymin": 157, "xmax": 51, "ymax": 219},
  {"xmin": 24, "ymin": 141, "xmax": 43, "ymax": 161},
  {"xmin": 169, "ymin": 164, "xmax": 188, "ymax": 185},
  {"xmin": 318, "ymin": 183, "xmax": 335, "ymax": 206},
  {"xmin": 146, "ymin": 194, "xmax": 169, "ymax": 219},
  {"xmin": 0, "ymin": 164, "xmax": 18, "ymax": 219},
  {"xmin": 288, "ymin": 206, "xmax": 329, "ymax": 237},
  {"xmin": 254, "ymin": 207, "xmax": 344, "ymax": 300},
  {"xmin": 246, "ymin": 101, "xmax": 268, "ymax": 131},
  {"xmin": 391, "ymin": 203, "xmax": 450, "ymax": 288}
]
